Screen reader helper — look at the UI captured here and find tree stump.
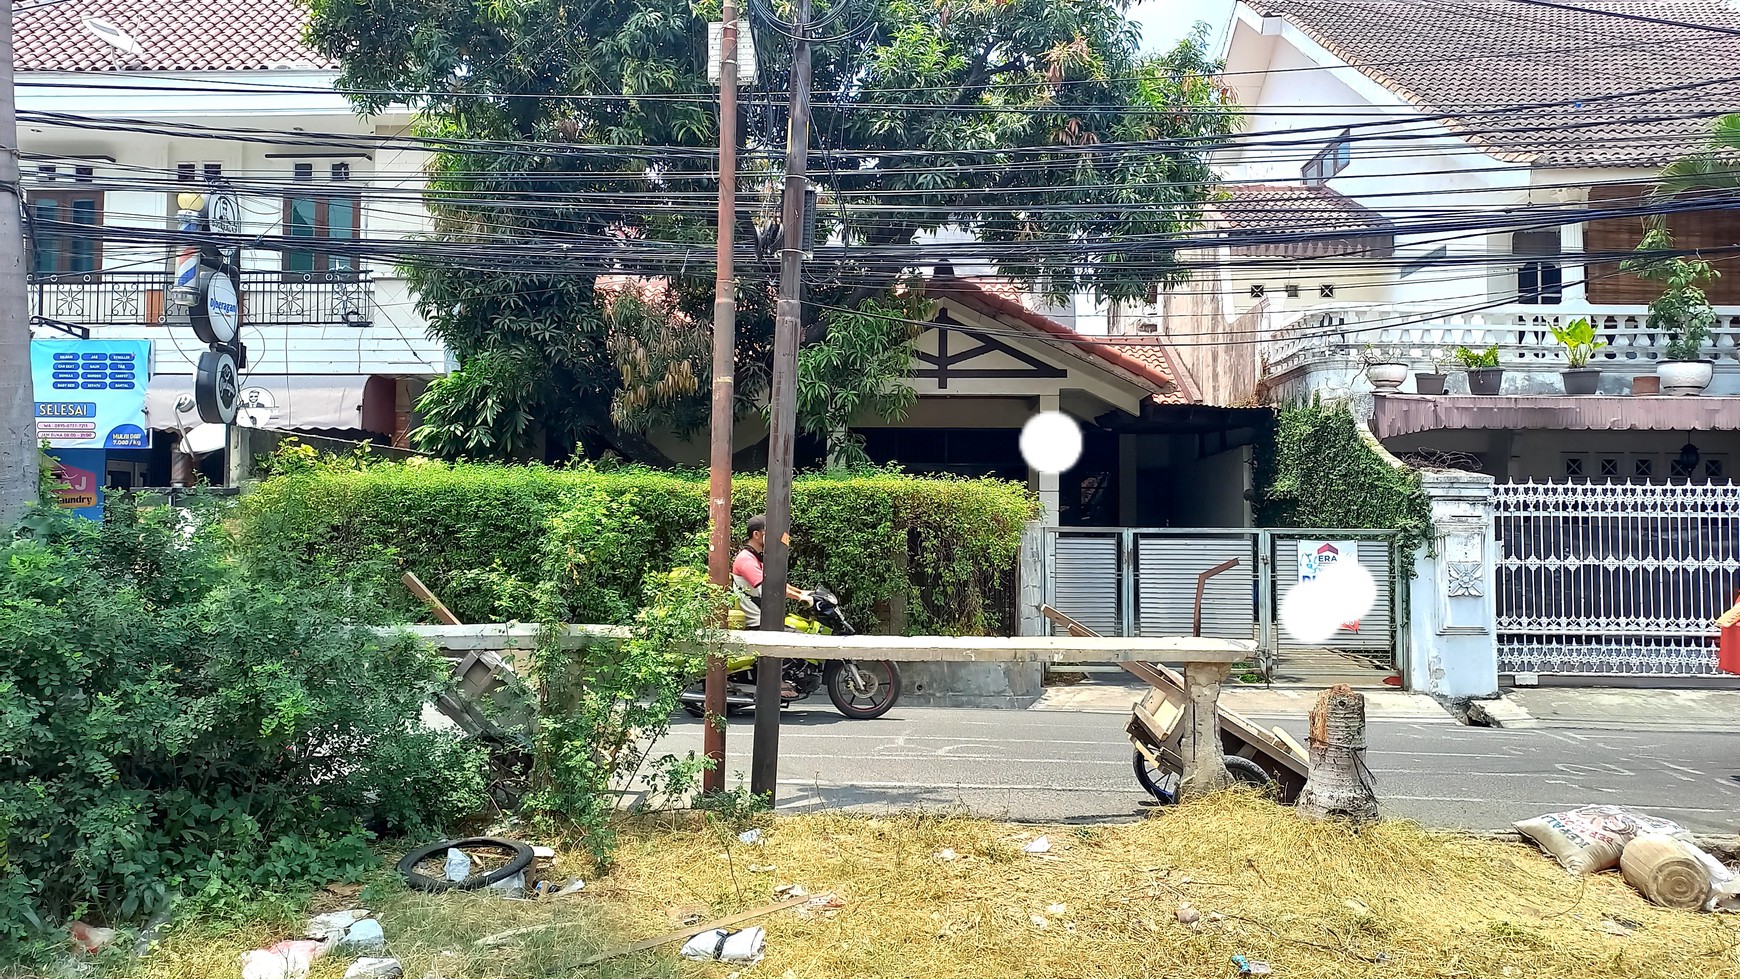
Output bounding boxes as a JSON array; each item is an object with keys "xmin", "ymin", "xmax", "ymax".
[{"xmin": 1296, "ymin": 684, "xmax": 1379, "ymax": 823}]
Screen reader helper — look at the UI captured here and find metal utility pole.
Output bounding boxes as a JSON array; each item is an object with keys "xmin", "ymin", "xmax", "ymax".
[
  {"xmin": 703, "ymin": 7, "xmax": 742, "ymax": 797},
  {"xmin": 0, "ymin": 8, "xmax": 37, "ymax": 526},
  {"xmin": 751, "ymin": 0, "xmax": 811, "ymax": 801}
]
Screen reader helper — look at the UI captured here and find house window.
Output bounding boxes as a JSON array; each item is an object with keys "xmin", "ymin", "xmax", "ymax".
[
  {"xmin": 1600, "ymin": 458, "xmax": 1619, "ymax": 478},
  {"xmin": 1634, "ymin": 457, "xmax": 1653, "ymax": 479},
  {"xmin": 284, "ymin": 162, "xmax": 359, "ymax": 275},
  {"xmin": 1514, "ymin": 229, "xmax": 1563, "ymax": 306},
  {"xmin": 1302, "ymin": 132, "xmax": 1351, "ymax": 185},
  {"xmin": 1564, "ymin": 457, "xmax": 1584, "ymax": 478},
  {"xmin": 1249, "ymin": 284, "xmax": 1265, "ymax": 298},
  {"xmin": 1320, "ymin": 284, "xmax": 1336, "ymax": 299},
  {"xmin": 1284, "ymin": 284, "xmax": 1300, "ymax": 299},
  {"xmin": 1708, "ymin": 459, "xmax": 1725, "ymax": 480},
  {"xmin": 29, "ymin": 166, "xmax": 100, "ymax": 275}
]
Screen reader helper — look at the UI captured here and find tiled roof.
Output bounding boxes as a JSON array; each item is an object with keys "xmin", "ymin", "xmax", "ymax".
[
  {"xmin": 1211, "ymin": 184, "xmax": 1393, "ymax": 257},
  {"xmin": 15, "ymin": 0, "xmax": 329, "ymax": 72},
  {"xmin": 1094, "ymin": 338, "xmax": 1196, "ymax": 405},
  {"xmin": 933, "ymin": 269, "xmax": 1193, "ymax": 404},
  {"xmin": 1249, "ymin": 0, "xmax": 1740, "ymax": 167}
]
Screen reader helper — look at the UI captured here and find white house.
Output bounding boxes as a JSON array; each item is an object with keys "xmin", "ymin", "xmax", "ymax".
[
  {"xmin": 1148, "ymin": 0, "xmax": 1740, "ymax": 683},
  {"xmin": 16, "ymin": 0, "xmax": 446, "ymax": 486}
]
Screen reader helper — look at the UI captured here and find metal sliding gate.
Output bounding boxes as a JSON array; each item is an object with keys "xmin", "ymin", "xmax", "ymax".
[
  {"xmin": 1495, "ymin": 480, "xmax": 1740, "ymax": 677},
  {"xmin": 1046, "ymin": 528, "xmax": 1403, "ymax": 678}
]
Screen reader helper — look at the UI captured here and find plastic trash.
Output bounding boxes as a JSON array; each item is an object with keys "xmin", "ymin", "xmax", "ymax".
[
  {"xmin": 1177, "ymin": 903, "xmax": 1201, "ymax": 926},
  {"xmin": 1023, "ymin": 836, "xmax": 1051, "ymax": 854},
  {"xmin": 344, "ymin": 958, "xmax": 403, "ymax": 979},
  {"xmin": 935, "ymin": 849, "xmax": 958, "ymax": 862},
  {"xmin": 488, "ymin": 870, "xmax": 527, "ymax": 899},
  {"xmin": 1232, "ymin": 955, "xmax": 1272, "ymax": 975},
  {"xmin": 306, "ymin": 910, "xmax": 372, "ymax": 944},
  {"xmin": 738, "ymin": 829, "xmax": 764, "ymax": 845},
  {"xmin": 240, "ymin": 941, "xmax": 325, "ymax": 979},
  {"xmin": 443, "ymin": 848, "xmax": 473, "ymax": 882},
  {"xmin": 338, "ymin": 919, "xmax": 386, "ymax": 953},
  {"xmin": 68, "ymin": 922, "xmax": 117, "ymax": 953},
  {"xmin": 558, "ymin": 878, "xmax": 586, "ymax": 895},
  {"xmin": 679, "ymin": 926, "xmax": 765, "ymax": 963}
]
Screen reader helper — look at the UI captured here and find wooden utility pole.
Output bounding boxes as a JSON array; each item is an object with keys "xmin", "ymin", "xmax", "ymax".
[
  {"xmin": 0, "ymin": 8, "xmax": 38, "ymax": 527},
  {"xmin": 751, "ymin": 0, "xmax": 812, "ymax": 800},
  {"xmin": 703, "ymin": 5, "xmax": 743, "ymax": 797}
]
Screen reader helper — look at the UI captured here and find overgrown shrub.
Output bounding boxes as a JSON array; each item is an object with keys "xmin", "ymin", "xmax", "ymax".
[
  {"xmin": 1252, "ymin": 397, "xmax": 1432, "ymax": 555},
  {"xmin": 236, "ymin": 457, "xmax": 1038, "ymax": 635},
  {"xmin": 0, "ymin": 497, "xmax": 487, "ymax": 962}
]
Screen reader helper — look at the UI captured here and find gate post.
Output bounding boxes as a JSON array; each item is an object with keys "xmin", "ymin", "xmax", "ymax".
[{"xmin": 1407, "ymin": 470, "xmax": 1500, "ymax": 699}]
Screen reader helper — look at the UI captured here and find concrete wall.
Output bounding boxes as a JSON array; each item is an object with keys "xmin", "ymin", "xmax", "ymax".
[{"xmin": 1382, "ymin": 428, "xmax": 1740, "ymax": 483}]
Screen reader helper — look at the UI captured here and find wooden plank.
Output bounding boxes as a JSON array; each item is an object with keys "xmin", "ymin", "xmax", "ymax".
[
  {"xmin": 399, "ymin": 623, "xmax": 1254, "ymax": 664},
  {"xmin": 403, "ymin": 572, "xmax": 463, "ymax": 625}
]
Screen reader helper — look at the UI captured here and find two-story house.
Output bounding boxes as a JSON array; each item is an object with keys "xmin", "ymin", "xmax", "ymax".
[{"xmin": 17, "ymin": 0, "xmax": 447, "ymax": 487}]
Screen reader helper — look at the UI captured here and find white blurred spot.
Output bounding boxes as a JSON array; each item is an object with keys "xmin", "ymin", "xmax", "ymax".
[{"xmin": 1019, "ymin": 411, "xmax": 1083, "ymax": 474}]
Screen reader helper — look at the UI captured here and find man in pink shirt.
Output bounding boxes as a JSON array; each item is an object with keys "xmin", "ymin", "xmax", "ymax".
[{"xmin": 731, "ymin": 513, "xmax": 812, "ymax": 629}]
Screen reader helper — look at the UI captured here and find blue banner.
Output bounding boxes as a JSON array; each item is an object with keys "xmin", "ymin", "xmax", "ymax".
[{"xmin": 30, "ymin": 339, "xmax": 151, "ymax": 449}]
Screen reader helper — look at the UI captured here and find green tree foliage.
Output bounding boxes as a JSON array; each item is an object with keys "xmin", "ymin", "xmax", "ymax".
[
  {"xmin": 302, "ymin": 0, "xmax": 1237, "ymax": 460},
  {"xmin": 0, "ymin": 497, "xmax": 486, "ymax": 961},
  {"xmin": 1252, "ymin": 398, "xmax": 1431, "ymax": 557}
]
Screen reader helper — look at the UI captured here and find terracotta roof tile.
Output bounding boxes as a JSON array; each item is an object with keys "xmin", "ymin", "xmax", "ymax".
[
  {"xmin": 15, "ymin": 0, "xmax": 329, "ymax": 72},
  {"xmin": 1211, "ymin": 183, "xmax": 1394, "ymax": 257},
  {"xmin": 1250, "ymin": 0, "xmax": 1740, "ymax": 167}
]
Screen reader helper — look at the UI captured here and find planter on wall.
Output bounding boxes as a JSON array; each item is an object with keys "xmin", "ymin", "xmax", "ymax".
[
  {"xmin": 1657, "ymin": 359, "xmax": 1714, "ymax": 397},
  {"xmin": 1365, "ymin": 362, "xmax": 1409, "ymax": 392},
  {"xmin": 1466, "ymin": 368, "xmax": 1505, "ymax": 396},
  {"xmin": 1561, "ymin": 368, "xmax": 1601, "ymax": 395},
  {"xmin": 1415, "ymin": 372, "xmax": 1448, "ymax": 395}
]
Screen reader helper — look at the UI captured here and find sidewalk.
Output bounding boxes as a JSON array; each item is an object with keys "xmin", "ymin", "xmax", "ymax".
[
  {"xmin": 1483, "ymin": 686, "xmax": 1740, "ymax": 732},
  {"xmin": 1030, "ymin": 677, "xmax": 1457, "ymax": 722}
]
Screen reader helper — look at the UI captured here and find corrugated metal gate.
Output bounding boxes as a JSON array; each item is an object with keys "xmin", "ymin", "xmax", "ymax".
[
  {"xmin": 1045, "ymin": 528, "xmax": 1403, "ymax": 679},
  {"xmin": 1495, "ymin": 480, "xmax": 1738, "ymax": 677}
]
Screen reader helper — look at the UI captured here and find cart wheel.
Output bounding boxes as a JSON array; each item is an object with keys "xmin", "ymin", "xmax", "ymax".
[
  {"xmin": 1132, "ymin": 748, "xmax": 1180, "ymax": 805},
  {"xmin": 1224, "ymin": 755, "xmax": 1279, "ymax": 798}
]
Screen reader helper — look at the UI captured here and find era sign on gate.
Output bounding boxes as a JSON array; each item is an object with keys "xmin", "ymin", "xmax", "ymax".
[{"xmin": 1298, "ymin": 540, "xmax": 1361, "ymax": 633}]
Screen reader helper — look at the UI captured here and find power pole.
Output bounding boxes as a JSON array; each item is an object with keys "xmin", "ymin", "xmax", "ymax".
[
  {"xmin": 751, "ymin": 0, "xmax": 811, "ymax": 801},
  {"xmin": 703, "ymin": 7, "xmax": 742, "ymax": 797},
  {"xmin": 0, "ymin": 8, "xmax": 37, "ymax": 526}
]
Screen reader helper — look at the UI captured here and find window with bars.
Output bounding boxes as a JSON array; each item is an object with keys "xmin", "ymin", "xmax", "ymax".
[
  {"xmin": 1564, "ymin": 457, "xmax": 1585, "ymax": 478},
  {"xmin": 1600, "ymin": 458, "xmax": 1620, "ymax": 478},
  {"xmin": 1284, "ymin": 284, "xmax": 1300, "ymax": 298},
  {"xmin": 29, "ymin": 165, "xmax": 100, "ymax": 275},
  {"xmin": 284, "ymin": 162, "xmax": 359, "ymax": 275},
  {"xmin": 1634, "ymin": 458, "xmax": 1653, "ymax": 478},
  {"xmin": 176, "ymin": 162, "xmax": 224, "ymax": 182}
]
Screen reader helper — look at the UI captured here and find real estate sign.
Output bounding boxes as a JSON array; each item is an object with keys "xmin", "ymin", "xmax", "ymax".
[
  {"xmin": 30, "ymin": 339, "xmax": 151, "ymax": 449},
  {"xmin": 1298, "ymin": 539, "xmax": 1361, "ymax": 633}
]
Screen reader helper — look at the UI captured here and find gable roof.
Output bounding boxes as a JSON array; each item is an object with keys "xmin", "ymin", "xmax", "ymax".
[
  {"xmin": 1211, "ymin": 183, "xmax": 1394, "ymax": 256},
  {"xmin": 930, "ymin": 269, "xmax": 1193, "ymax": 405},
  {"xmin": 1247, "ymin": 0, "xmax": 1740, "ymax": 167},
  {"xmin": 15, "ymin": 0, "xmax": 329, "ymax": 72}
]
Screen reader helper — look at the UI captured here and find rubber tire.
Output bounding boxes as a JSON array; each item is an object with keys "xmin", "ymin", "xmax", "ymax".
[
  {"xmin": 1132, "ymin": 747, "xmax": 1178, "ymax": 804},
  {"xmin": 683, "ymin": 700, "xmax": 753, "ymax": 718},
  {"xmin": 824, "ymin": 660, "xmax": 901, "ymax": 719},
  {"xmin": 396, "ymin": 837, "xmax": 534, "ymax": 892}
]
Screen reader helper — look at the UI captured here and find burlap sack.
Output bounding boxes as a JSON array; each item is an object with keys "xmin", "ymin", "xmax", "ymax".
[{"xmin": 1514, "ymin": 805, "xmax": 1691, "ymax": 876}]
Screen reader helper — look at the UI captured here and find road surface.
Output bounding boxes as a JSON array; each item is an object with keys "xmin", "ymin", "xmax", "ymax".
[{"xmin": 657, "ymin": 691, "xmax": 1740, "ymax": 835}]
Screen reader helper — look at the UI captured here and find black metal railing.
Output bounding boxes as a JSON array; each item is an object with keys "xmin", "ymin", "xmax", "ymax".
[{"xmin": 28, "ymin": 269, "xmax": 375, "ymax": 328}]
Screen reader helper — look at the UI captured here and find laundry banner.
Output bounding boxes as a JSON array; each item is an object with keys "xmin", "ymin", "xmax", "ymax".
[
  {"xmin": 31, "ymin": 339, "xmax": 151, "ymax": 449},
  {"xmin": 1298, "ymin": 539, "xmax": 1361, "ymax": 632}
]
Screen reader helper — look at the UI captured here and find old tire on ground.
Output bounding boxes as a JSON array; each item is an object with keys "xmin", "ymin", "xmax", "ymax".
[
  {"xmin": 824, "ymin": 660, "xmax": 901, "ymax": 719},
  {"xmin": 396, "ymin": 837, "xmax": 534, "ymax": 892}
]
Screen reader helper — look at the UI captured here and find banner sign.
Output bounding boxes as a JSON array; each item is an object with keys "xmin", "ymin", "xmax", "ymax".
[
  {"xmin": 31, "ymin": 339, "xmax": 151, "ymax": 449},
  {"xmin": 1298, "ymin": 539, "xmax": 1361, "ymax": 633},
  {"xmin": 48, "ymin": 448, "xmax": 105, "ymax": 520}
]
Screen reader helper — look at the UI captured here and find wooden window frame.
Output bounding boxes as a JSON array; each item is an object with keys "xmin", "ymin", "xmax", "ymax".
[
  {"xmin": 29, "ymin": 185, "xmax": 104, "ymax": 277},
  {"xmin": 282, "ymin": 182, "xmax": 361, "ymax": 279}
]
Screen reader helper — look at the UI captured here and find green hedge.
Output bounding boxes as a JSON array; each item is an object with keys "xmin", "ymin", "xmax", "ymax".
[{"xmin": 236, "ymin": 460, "xmax": 1039, "ymax": 635}]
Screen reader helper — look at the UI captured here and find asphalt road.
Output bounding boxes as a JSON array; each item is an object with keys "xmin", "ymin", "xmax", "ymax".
[{"xmin": 657, "ymin": 698, "xmax": 1740, "ymax": 836}]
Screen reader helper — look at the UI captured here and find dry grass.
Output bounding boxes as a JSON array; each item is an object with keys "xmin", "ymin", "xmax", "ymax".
[{"xmin": 100, "ymin": 796, "xmax": 1740, "ymax": 979}]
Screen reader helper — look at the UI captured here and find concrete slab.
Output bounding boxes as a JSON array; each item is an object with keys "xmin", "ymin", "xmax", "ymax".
[
  {"xmin": 1030, "ymin": 680, "xmax": 1457, "ymax": 723},
  {"xmin": 1498, "ymin": 687, "xmax": 1740, "ymax": 732}
]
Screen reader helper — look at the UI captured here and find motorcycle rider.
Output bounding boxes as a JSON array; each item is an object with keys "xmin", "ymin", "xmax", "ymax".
[{"xmin": 732, "ymin": 514, "xmax": 813, "ymax": 701}]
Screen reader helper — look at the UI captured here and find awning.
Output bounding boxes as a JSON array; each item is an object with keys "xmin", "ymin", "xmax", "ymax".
[
  {"xmin": 145, "ymin": 374, "xmax": 396, "ymax": 434},
  {"xmin": 1372, "ymin": 394, "xmax": 1740, "ymax": 440}
]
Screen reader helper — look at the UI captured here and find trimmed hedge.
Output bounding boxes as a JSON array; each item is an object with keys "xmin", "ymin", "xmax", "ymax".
[{"xmin": 236, "ymin": 461, "xmax": 1039, "ymax": 635}]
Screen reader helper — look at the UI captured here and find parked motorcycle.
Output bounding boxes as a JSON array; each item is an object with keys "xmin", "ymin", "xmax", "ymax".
[{"xmin": 679, "ymin": 586, "xmax": 901, "ymax": 720}]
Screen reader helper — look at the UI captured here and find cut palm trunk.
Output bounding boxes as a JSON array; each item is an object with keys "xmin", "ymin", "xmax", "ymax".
[{"xmin": 1295, "ymin": 684, "xmax": 1378, "ymax": 824}]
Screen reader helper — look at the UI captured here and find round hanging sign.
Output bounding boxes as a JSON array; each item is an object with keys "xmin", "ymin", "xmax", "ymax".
[
  {"xmin": 190, "ymin": 267, "xmax": 241, "ymax": 345},
  {"xmin": 194, "ymin": 348, "xmax": 240, "ymax": 425}
]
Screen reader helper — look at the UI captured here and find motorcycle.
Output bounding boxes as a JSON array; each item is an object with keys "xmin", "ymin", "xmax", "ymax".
[{"xmin": 679, "ymin": 586, "xmax": 901, "ymax": 720}]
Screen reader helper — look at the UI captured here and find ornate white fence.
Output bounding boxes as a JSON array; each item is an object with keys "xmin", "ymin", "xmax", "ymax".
[{"xmin": 1494, "ymin": 480, "xmax": 1740, "ymax": 676}]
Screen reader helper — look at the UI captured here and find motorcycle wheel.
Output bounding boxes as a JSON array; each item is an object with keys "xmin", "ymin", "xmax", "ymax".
[{"xmin": 823, "ymin": 660, "xmax": 900, "ymax": 719}]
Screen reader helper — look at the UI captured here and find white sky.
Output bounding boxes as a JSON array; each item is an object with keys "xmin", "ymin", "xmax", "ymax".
[{"xmin": 1129, "ymin": 0, "xmax": 1238, "ymax": 53}]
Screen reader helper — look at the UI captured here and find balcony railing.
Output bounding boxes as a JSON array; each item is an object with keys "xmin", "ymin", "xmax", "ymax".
[
  {"xmin": 1262, "ymin": 303, "xmax": 1740, "ymax": 379},
  {"xmin": 29, "ymin": 270, "xmax": 375, "ymax": 328}
]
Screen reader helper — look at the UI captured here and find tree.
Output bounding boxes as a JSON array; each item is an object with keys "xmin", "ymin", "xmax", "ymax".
[{"xmin": 304, "ymin": 0, "xmax": 1237, "ymax": 463}]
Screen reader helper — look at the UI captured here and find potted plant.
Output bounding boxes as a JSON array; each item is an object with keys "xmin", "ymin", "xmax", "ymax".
[
  {"xmin": 1361, "ymin": 345, "xmax": 1409, "ymax": 392},
  {"xmin": 1455, "ymin": 344, "xmax": 1504, "ymax": 395},
  {"xmin": 1416, "ymin": 351, "xmax": 1448, "ymax": 395},
  {"xmin": 1549, "ymin": 317, "xmax": 1606, "ymax": 395},
  {"xmin": 1625, "ymin": 231, "xmax": 1719, "ymax": 396}
]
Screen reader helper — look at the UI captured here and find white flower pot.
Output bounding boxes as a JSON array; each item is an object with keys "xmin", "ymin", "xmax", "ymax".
[
  {"xmin": 1657, "ymin": 359, "xmax": 1713, "ymax": 397},
  {"xmin": 1365, "ymin": 362, "xmax": 1409, "ymax": 392}
]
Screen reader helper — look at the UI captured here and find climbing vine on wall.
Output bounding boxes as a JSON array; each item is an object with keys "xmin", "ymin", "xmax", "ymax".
[{"xmin": 1253, "ymin": 398, "xmax": 1433, "ymax": 556}]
